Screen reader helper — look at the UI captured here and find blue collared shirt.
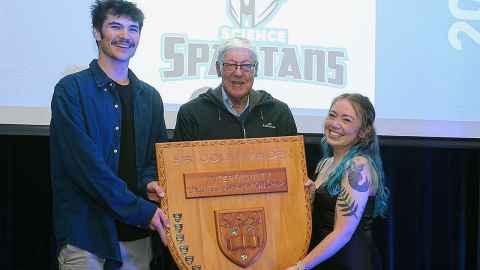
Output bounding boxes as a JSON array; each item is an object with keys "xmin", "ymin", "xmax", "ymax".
[
  {"xmin": 50, "ymin": 60, "xmax": 167, "ymax": 268},
  {"xmin": 221, "ymin": 86, "xmax": 249, "ymax": 117}
]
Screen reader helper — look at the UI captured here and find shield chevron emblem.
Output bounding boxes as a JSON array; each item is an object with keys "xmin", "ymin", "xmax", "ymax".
[{"xmin": 215, "ymin": 208, "xmax": 267, "ymax": 268}]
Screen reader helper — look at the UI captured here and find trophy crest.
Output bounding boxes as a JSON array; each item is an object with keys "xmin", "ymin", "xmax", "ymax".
[{"xmin": 215, "ymin": 208, "xmax": 267, "ymax": 268}]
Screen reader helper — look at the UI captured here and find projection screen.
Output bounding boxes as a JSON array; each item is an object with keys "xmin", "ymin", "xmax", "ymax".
[{"xmin": 1, "ymin": 0, "xmax": 478, "ymax": 138}]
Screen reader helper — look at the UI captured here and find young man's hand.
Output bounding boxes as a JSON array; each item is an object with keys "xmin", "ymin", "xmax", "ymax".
[
  {"xmin": 149, "ymin": 208, "xmax": 170, "ymax": 245},
  {"xmin": 146, "ymin": 181, "xmax": 165, "ymax": 203}
]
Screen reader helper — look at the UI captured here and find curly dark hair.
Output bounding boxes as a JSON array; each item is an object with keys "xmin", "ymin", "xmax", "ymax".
[{"xmin": 91, "ymin": 0, "xmax": 144, "ymax": 32}]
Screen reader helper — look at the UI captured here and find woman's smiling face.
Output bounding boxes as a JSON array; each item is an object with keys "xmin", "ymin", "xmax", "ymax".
[{"xmin": 324, "ymin": 98, "xmax": 363, "ymax": 151}]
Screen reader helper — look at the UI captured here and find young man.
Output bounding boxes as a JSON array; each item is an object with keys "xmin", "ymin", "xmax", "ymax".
[
  {"xmin": 50, "ymin": 1, "xmax": 169, "ymax": 269},
  {"xmin": 174, "ymin": 37, "xmax": 297, "ymax": 141}
]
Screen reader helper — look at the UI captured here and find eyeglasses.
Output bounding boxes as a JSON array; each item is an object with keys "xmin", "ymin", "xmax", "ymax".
[{"xmin": 221, "ymin": 62, "xmax": 256, "ymax": 73}]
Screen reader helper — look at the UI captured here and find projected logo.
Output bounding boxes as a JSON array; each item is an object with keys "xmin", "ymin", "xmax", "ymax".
[
  {"xmin": 227, "ymin": 0, "xmax": 284, "ymax": 27},
  {"xmin": 160, "ymin": 0, "xmax": 347, "ymax": 88}
]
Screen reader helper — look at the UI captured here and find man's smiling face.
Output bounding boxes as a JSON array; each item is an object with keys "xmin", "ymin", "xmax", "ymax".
[{"xmin": 94, "ymin": 14, "xmax": 140, "ymax": 63}]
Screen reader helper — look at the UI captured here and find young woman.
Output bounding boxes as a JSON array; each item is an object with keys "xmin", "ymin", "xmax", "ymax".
[{"xmin": 288, "ymin": 93, "xmax": 389, "ymax": 270}]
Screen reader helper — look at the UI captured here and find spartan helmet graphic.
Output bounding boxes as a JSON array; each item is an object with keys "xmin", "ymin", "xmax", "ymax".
[{"xmin": 227, "ymin": 0, "xmax": 285, "ymax": 28}]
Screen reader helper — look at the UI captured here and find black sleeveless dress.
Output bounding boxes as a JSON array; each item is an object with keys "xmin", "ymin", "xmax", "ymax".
[{"xmin": 308, "ymin": 187, "xmax": 382, "ymax": 270}]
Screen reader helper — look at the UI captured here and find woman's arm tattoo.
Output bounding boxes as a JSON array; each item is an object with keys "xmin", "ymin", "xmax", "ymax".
[
  {"xmin": 337, "ymin": 160, "xmax": 369, "ymax": 219},
  {"xmin": 337, "ymin": 187, "xmax": 359, "ymax": 219},
  {"xmin": 347, "ymin": 161, "xmax": 369, "ymax": 192}
]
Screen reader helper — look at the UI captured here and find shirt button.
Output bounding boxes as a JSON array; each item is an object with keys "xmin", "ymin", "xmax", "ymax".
[
  {"xmin": 115, "ymin": 126, "xmax": 120, "ymax": 131},
  {"xmin": 113, "ymin": 149, "xmax": 118, "ymax": 154},
  {"xmin": 114, "ymin": 104, "xmax": 119, "ymax": 109}
]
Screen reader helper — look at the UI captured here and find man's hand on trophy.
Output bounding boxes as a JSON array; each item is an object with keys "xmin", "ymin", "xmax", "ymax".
[
  {"xmin": 146, "ymin": 180, "xmax": 165, "ymax": 203},
  {"xmin": 149, "ymin": 208, "xmax": 170, "ymax": 246}
]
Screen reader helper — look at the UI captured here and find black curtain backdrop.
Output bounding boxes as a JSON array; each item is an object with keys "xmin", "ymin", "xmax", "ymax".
[{"xmin": 1, "ymin": 134, "xmax": 479, "ymax": 270}]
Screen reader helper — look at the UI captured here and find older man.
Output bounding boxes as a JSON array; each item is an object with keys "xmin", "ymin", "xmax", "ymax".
[{"xmin": 174, "ymin": 37, "xmax": 297, "ymax": 141}]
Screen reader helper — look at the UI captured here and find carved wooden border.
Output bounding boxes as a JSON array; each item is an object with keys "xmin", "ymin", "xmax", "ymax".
[{"xmin": 155, "ymin": 135, "xmax": 311, "ymax": 270}]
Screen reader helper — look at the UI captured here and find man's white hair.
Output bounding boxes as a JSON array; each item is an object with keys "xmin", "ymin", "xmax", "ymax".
[{"xmin": 216, "ymin": 37, "xmax": 258, "ymax": 64}]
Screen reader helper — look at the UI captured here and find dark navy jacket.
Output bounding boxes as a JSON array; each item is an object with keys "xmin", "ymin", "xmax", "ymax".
[
  {"xmin": 50, "ymin": 60, "xmax": 167, "ymax": 268},
  {"xmin": 173, "ymin": 86, "xmax": 297, "ymax": 141}
]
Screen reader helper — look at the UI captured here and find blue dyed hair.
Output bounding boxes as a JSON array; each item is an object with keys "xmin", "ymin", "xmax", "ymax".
[{"xmin": 319, "ymin": 93, "xmax": 389, "ymax": 217}]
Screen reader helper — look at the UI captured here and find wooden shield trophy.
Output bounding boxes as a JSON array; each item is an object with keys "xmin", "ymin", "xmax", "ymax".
[{"xmin": 155, "ymin": 136, "xmax": 311, "ymax": 269}]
